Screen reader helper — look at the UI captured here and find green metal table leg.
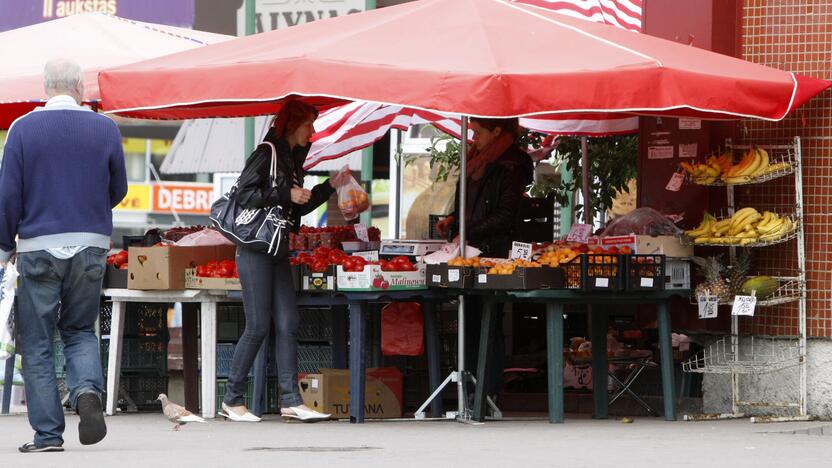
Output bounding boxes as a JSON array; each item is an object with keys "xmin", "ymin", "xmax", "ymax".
[
  {"xmin": 473, "ymin": 300, "xmax": 495, "ymax": 422},
  {"xmin": 546, "ymin": 303, "xmax": 564, "ymax": 423},
  {"xmin": 656, "ymin": 302, "xmax": 677, "ymax": 421},
  {"xmin": 590, "ymin": 307, "xmax": 608, "ymax": 419}
]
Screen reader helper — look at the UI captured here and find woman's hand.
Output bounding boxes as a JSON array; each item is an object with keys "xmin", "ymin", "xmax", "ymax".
[
  {"xmin": 329, "ymin": 167, "xmax": 352, "ymax": 189},
  {"xmin": 291, "ymin": 185, "xmax": 312, "ymax": 204},
  {"xmin": 435, "ymin": 216, "xmax": 454, "ymax": 237}
]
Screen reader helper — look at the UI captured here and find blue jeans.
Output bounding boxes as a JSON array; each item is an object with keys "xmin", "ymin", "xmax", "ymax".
[
  {"xmin": 17, "ymin": 248, "xmax": 106, "ymax": 446},
  {"xmin": 224, "ymin": 248, "xmax": 303, "ymax": 408}
]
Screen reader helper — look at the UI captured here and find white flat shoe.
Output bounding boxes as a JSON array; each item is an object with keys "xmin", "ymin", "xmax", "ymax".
[
  {"xmin": 281, "ymin": 406, "xmax": 331, "ymax": 423},
  {"xmin": 221, "ymin": 403, "xmax": 261, "ymax": 422}
]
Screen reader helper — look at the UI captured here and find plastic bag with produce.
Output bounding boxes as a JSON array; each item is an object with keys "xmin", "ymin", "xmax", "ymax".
[
  {"xmin": 601, "ymin": 207, "xmax": 683, "ymax": 237},
  {"xmin": 335, "ymin": 168, "xmax": 369, "ymax": 221}
]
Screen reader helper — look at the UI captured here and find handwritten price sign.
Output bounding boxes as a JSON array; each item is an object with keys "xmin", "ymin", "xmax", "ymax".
[
  {"xmin": 354, "ymin": 224, "xmax": 370, "ymax": 242},
  {"xmin": 731, "ymin": 295, "xmax": 757, "ymax": 317},
  {"xmin": 566, "ymin": 224, "xmax": 593, "ymax": 243},
  {"xmin": 697, "ymin": 295, "xmax": 719, "ymax": 319},
  {"xmin": 510, "ymin": 241, "xmax": 533, "ymax": 260}
]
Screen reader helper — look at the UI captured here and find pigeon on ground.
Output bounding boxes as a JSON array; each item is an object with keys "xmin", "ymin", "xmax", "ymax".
[{"xmin": 157, "ymin": 394, "xmax": 206, "ymax": 431}]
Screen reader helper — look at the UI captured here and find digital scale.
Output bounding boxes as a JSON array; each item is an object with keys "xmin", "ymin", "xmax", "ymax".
[{"xmin": 379, "ymin": 239, "xmax": 447, "ymax": 257}]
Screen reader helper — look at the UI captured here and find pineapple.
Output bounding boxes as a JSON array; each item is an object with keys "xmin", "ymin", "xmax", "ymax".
[
  {"xmin": 692, "ymin": 256, "xmax": 731, "ymax": 302},
  {"xmin": 727, "ymin": 249, "xmax": 752, "ymax": 296}
]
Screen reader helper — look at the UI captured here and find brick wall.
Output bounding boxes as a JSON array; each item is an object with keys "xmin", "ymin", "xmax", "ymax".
[{"xmin": 738, "ymin": 1, "xmax": 832, "ymax": 337}]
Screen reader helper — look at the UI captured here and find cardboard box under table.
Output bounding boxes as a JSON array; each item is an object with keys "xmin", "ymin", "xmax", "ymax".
[
  {"xmin": 127, "ymin": 245, "xmax": 236, "ymax": 290},
  {"xmin": 299, "ymin": 367, "xmax": 403, "ymax": 419}
]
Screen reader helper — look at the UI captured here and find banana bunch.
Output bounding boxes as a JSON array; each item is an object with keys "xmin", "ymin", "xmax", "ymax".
[
  {"xmin": 681, "ymin": 153, "xmax": 732, "ymax": 184},
  {"xmin": 686, "ymin": 208, "xmax": 798, "ymax": 246},
  {"xmin": 721, "ymin": 147, "xmax": 792, "ymax": 184}
]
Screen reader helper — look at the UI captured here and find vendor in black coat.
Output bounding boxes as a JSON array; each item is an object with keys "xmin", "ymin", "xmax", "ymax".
[{"xmin": 436, "ymin": 117, "xmax": 533, "ymax": 257}]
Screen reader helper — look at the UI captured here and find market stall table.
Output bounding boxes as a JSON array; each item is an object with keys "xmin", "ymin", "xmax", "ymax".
[
  {"xmin": 474, "ymin": 289, "xmax": 689, "ymax": 423},
  {"xmin": 103, "ymin": 288, "xmax": 452, "ymax": 422}
]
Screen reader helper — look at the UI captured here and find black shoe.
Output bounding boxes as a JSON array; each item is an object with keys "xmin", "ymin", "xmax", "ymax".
[
  {"xmin": 19, "ymin": 442, "xmax": 64, "ymax": 453},
  {"xmin": 76, "ymin": 392, "xmax": 107, "ymax": 445}
]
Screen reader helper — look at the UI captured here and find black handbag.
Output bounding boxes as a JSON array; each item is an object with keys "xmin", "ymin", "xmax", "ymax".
[{"xmin": 210, "ymin": 142, "xmax": 292, "ymax": 258}]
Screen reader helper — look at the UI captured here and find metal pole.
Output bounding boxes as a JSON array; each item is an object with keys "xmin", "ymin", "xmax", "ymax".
[
  {"xmin": 244, "ymin": 0, "xmax": 256, "ymax": 157},
  {"xmin": 581, "ymin": 136, "xmax": 591, "ymax": 225},
  {"xmin": 457, "ymin": 116, "xmax": 469, "ymax": 419}
]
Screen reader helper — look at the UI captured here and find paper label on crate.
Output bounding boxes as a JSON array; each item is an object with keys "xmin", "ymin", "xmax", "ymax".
[
  {"xmin": 311, "ymin": 378, "xmax": 319, "ymax": 390},
  {"xmin": 510, "ymin": 241, "xmax": 533, "ymax": 260},
  {"xmin": 432, "ymin": 274, "xmax": 441, "ymax": 283},
  {"xmin": 665, "ymin": 172, "xmax": 685, "ymax": 192},
  {"xmin": 566, "ymin": 223, "xmax": 593, "ymax": 243},
  {"xmin": 595, "ymin": 278, "xmax": 609, "ymax": 288},
  {"xmin": 478, "ymin": 274, "xmax": 487, "ymax": 284},
  {"xmin": 698, "ymin": 295, "xmax": 719, "ymax": 319},
  {"xmin": 678, "ymin": 143, "xmax": 697, "ymax": 159},
  {"xmin": 732, "ymin": 295, "xmax": 757, "ymax": 316},
  {"xmin": 353, "ymin": 250, "xmax": 379, "ymax": 262},
  {"xmin": 448, "ymin": 269, "xmax": 461, "ymax": 282},
  {"xmin": 679, "ymin": 118, "xmax": 702, "ymax": 130},
  {"xmin": 354, "ymin": 223, "xmax": 370, "ymax": 242},
  {"xmin": 648, "ymin": 145, "xmax": 674, "ymax": 160},
  {"xmin": 640, "ymin": 278, "xmax": 654, "ymax": 288}
]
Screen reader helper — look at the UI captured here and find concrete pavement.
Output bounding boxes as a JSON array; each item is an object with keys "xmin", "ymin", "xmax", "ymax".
[{"xmin": 1, "ymin": 413, "xmax": 830, "ymax": 467}]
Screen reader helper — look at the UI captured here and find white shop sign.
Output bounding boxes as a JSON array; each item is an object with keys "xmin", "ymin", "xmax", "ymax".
[{"xmin": 237, "ymin": 0, "xmax": 368, "ymax": 34}]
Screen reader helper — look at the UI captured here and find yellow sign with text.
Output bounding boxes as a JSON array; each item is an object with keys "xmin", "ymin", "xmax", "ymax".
[{"xmin": 115, "ymin": 184, "xmax": 152, "ymax": 212}]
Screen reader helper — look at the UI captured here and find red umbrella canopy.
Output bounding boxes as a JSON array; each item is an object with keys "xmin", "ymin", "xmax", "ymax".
[
  {"xmin": 0, "ymin": 13, "xmax": 230, "ymax": 128},
  {"xmin": 99, "ymin": 0, "xmax": 830, "ymax": 121}
]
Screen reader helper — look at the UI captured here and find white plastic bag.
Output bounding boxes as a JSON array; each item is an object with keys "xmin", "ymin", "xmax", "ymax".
[
  {"xmin": 0, "ymin": 262, "xmax": 18, "ymax": 360},
  {"xmin": 175, "ymin": 228, "xmax": 235, "ymax": 247}
]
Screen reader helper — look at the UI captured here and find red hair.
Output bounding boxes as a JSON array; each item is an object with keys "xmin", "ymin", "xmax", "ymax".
[{"xmin": 271, "ymin": 100, "xmax": 319, "ymax": 139}]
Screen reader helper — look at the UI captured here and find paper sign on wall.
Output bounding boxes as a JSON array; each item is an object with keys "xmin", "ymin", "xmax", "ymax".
[
  {"xmin": 679, "ymin": 118, "xmax": 702, "ymax": 130},
  {"xmin": 665, "ymin": 172, "xmax": 685, "ymax": 192},
  {"xmin": 648, "ymin": 146, "xmax": 674, "ymax": 160},
  {"xmin": 566, "ymin": 224, "xmax": 593, "ymax": 243},
  {"xmin": 732, "ymin": 295, "xmax": 757, "ymax": 316},
  {"xmin": 698, "ymin": 295, "xmax": 719, "ymax": 319},
  {"xmin": 354, "ymin": 224, "xmax": 370, "ymax": 242},
  {"xmin": 510, "ymin": 241, "xmax": 533, "ymax": 260},
  {"xmin": 679, "ymin": 143, "xmax": 698, "ymax": 159}
]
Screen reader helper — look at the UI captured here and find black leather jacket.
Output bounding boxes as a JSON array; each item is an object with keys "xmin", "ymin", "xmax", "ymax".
[
  {"xmin": 234, "ymin": 137, "xmax": 335, "ymax": 232},
  {"xmin": 450, "ymin": 145, "xmax": 534, "ymax": 257}
]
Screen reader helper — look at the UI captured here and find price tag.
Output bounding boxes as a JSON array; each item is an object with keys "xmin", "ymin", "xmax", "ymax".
[
  {"xmin": 353, "ymin": 250, "xmax": 379, "ymax": 262},
  {"xmin": 595, "ymin": 278, "xmax": 609, "ymax": 288},
  {"xmin": 311, "ymin": 378, "xmax": 319, "ymax": 390},
  {"xmin": 697, "ymin": 294, "xmax": 719, "ymax": 319},
  {"xmin": 510, "ymin": 241, "xmax": 533, "ymax": 260},
  {"xmin": 354, "ymin": 224, "xmax": 370, "ymax": 242},
  {"xmin": 640, "ymin": 277, "xmax": 654, "ymax": 288},
  {"xmin": 732, "ymin": 295, "xmax": 757, "ymax": 316},
  {"xmin": 566, "ymin": 224, "xmax": 593, "ymax": 243},
  {"xmin": 478, "ymin": 274, "xmax": 487, "ymax": 284},
  {"xmin": 665, "ymin": 172, "xmax": 685, "ymax": 192},
  {"xmin": 448, "ymin": 269, "xmax": 460, "ymax": 282}
]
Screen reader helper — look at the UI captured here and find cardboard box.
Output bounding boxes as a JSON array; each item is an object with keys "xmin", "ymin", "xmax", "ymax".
[
  {"xmin": 336, "ymin": 264, "xmax": 426, "ymax": 291},
  {"xmin": 589, "ymin": 234, "xmax": 693, "ymax": 257},
  {"xmin": 426, "ymin": 264, "xmax": 474, "ymax": 288},
  {"xmin": 301, "ymin": 265, "xmax": 337, "ymax": 292},
  {"xmin": 128, "ymin": 245, "xmax": 236, "ymax": 290},
  {"xmin": 104, "ymin": 265, "xmax": 128, "ymax": 289},
  {"xmin": 184, "ymin": 268, "xmax": 241, "ymax": 290},
  {"xmin": 473, "ymin": 266, "xmax": 565, "ymax": 290},
  {"xmin": 299, "ymin": 367, "xmax": 403, "ymax": 419}
]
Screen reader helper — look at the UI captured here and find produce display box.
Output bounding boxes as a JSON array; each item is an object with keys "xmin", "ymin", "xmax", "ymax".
[
  {"xmin": 298, "ymin": 367, "xmax": 403, "ymax": 419},
  {"xmin": 473, "ymin": 266, "xmax": 565, "ymax": 290},
  {"xmin": 426, "ymin": 264, "xmax": 475, "ymax": 289},
  {"xmin": 589, "ymin": 234, "xmax": 693, "ymax": 257},
  {"xmin": 300, "ymin": 264, "xmax": 337, "ymax": 292},
  {"xmin": 563, "ymin": 254, "xmax": 626, "ymax": 292},
  {"xmin": 625, "ymin": 255, "xmax": 666, "ymax": 291},
  {"xmin": 127, "ymin": 245, "xmax": 236, "ymax": 290},
  {"xmin": 184, "ymin": 268, "xmax": 241, "ymax": 290},
  {"xmin": 336, "ymin": 264, "xmax": 427, "ymax": 291},
  {"xmin": 104, "ymin": 264, "xmax": 128, "ymax": 289}
]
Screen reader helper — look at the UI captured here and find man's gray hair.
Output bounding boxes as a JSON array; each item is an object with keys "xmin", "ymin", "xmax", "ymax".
[{"xmin": 43, "ymin": 58, "xmax": 83, "ymax": 97}]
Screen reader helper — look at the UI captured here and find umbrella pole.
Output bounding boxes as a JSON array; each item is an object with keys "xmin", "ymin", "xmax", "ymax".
[
  {"xmin": 581, "ymin": 136, "xmax": 591, "ymax": 225},
  {"xmin": 457, "ymin": 116, "xmax": 469, "ymax": 420}
]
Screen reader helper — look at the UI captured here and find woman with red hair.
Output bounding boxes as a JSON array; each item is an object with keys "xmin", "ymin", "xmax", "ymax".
[{"xmin": 221, "ymin": 100, "xmax": 353, "ymax": 423}]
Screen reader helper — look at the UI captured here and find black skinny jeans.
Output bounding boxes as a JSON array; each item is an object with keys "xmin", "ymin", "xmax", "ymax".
[{"xmin": 223, "ymin": 247, "xmax": 303, "ymax": 408}]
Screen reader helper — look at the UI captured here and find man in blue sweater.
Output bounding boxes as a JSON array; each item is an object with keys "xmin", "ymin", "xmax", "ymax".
[{"xmin": 0, "ymin": 59, "xmax": 127, "ymax": 452}]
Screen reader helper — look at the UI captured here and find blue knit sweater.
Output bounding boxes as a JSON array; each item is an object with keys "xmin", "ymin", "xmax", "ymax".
[{"xmin": 0, "ymin": 98, "xmax": 128, "ymax": 262}]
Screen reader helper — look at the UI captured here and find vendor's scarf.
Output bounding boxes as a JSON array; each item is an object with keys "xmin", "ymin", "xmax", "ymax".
[{"xmin": 466, "ymin": 132, "xmax": 515, "ymax": 181}]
